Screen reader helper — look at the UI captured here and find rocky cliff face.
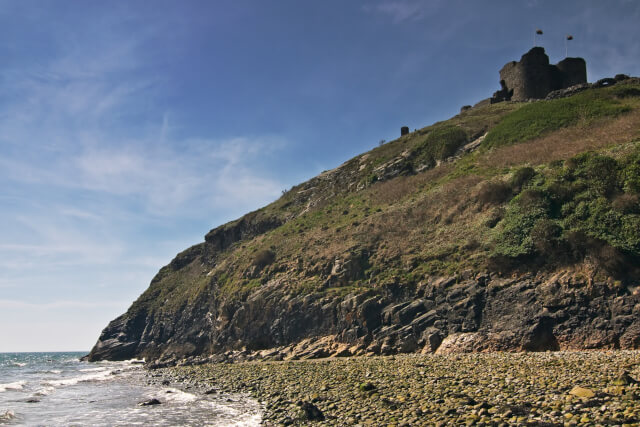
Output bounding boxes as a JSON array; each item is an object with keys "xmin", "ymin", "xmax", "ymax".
[
  {"xmin": 86, "ymin": 269, "xmax": 640, "ymax": 364},
  {"xmin": 86, "ymin": 79, "xmax": 640, "ymax": 364}
]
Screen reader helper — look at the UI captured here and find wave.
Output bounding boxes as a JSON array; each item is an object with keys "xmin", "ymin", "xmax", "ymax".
[
  {"xmin": 227, "ymin": 413, "xmax": 262, "ymax": 427},
  {"xmin": 162, "ymin": 388, "xmax": 198, "ymax": 404},
  {"xmin": 0, "ymin": 381, "xmax": 26, "ymax": 393},
  {"xmin": 10, "ymin": 362, "xmax": 26, "ymax": 367},
  {"xmin": 43, "ymin": 369, "xmax": 116, "ymax": 387},
  {"xmin": 32, "ymin": 386, "xmax": 55, "ymax": 397},
  {"xmin": 79, "ymin": 367, "xmax": 108, "ymax": 372},
  {"xmin": 0, "ymin": 410, "xmax": 16, "ymax": 423}
]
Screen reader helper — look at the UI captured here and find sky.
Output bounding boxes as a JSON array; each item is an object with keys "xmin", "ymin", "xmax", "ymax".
[{"xmin": 1, "ymin": 0, "xmax": 639, "ymax": 352}]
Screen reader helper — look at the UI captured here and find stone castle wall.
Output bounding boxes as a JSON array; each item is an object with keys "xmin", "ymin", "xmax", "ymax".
[{"xmin": 494, "ymin": 47, "xmax": 586, "ymax": 102}]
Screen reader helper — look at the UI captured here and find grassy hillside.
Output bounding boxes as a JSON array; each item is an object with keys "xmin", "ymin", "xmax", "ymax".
[{"xmin": 129, "ymin": 80, "xmax": 640, "ymax": 319}]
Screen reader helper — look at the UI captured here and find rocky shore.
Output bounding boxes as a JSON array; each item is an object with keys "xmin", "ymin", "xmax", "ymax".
[{"xmin": 150, "ymin": 351, "xmax": 640, "ymax": 426}]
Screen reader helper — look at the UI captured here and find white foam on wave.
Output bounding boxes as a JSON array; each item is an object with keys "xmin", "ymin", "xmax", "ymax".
[
  {"xmin": 162, "ymin": 388, "xmax": 198, "ymax": 404},
  {"xmin": 10, "ymin": 362, "xmax": 26, "ymax": 367},
  {"xmin": 0, "ymin": 381, "xmax": 26, "ymax": 392},
  {"xmin": 0, "ymin": 409, "xmax": 16, "ymax": 422},
  {"xmin": 44, "ymin": 369, "xmax": 62, "ymax": 374},
  {"xmin": 79, "ymin": 367, "xmax": 108, "ymax": 373},
  {"xmin": 43, "ymin": 369, "xmax": 115, "ymax": 387},
  {"xmin": 227, "ymin": 412, "xmax": 261, "ymax": 427},
  {"xmin": 32, "ymin": 386, "xmax": 55, "ymax": 396}
]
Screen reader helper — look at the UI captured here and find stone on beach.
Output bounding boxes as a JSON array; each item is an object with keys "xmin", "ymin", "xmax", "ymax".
[{"xmin": 138, "ymin": 398, "xmax": 162, "ymax": 406}]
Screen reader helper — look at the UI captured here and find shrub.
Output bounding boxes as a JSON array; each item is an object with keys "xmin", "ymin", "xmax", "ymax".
[
  {"xmin": 515, "ymin": 189, "xmax": 551, "ymax": 216},
  {"xmin": 530, "ymin": 219, "xmax": 563, "ymax": 255},
  {"xmin": 612, "ymin": 193, "xmax": 640, "ymax": 214},
  {"xmin": 546, "ymin": 181, "xmax": 575, "ymax": 205},
  {"xmin": 484, "ymin": 207, "xmax": 504, "ymax": 228},
  {"xmin": 492, "ymin": 192, "xmax": 549, "ymax": 259},
  {"xmin": 476, "ymin": 181, "xmax": 512, "ymax": 207},
  {"xmin": 492, "ymin": 146, "xmax": 640, "ymax": 272},
  {"xmin": 412, "ymin": 126, "xmax": 468, "ymax": 165},
  {"xmin": 621, "ymin": 149, "xmax": 640, "ymax": 193},
  {"xmin": 252, "ymin": 249, "xmax": 276, "ymax": 269},
  {"xmin": 570, "ymin": 153, "xmax": 620, "ymax": 196},
  {"xmin": 510, "ymin": 166, "xmax": 536, "ymax": 192}
]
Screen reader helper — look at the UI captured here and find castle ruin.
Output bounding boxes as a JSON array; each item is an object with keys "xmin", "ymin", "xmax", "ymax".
[{"xmin": 490, "ymin": 47, "xmax": 586, "ymax": 103}]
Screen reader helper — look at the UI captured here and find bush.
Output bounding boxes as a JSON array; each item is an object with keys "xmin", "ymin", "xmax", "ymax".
[
  {"xmin": 476, "ymin": 181, "xmax": 512, "ymax": 207},
  {"xmin": 516, "ymin": 189, "xmax": 550, "ymax": 213},
  {"xmin": 510, "ymin": 166, "xmax": 536, "ymax": 192},
  {"xmin": 612, "ymin": 193, "xmax": 640, "ymax": 214},
  {"xmin": 569, "ymin": 153, "xmax": 620, "ymax": 196},
  {"xmin": 484, "ymin": 207, "xmax": 504, "ymax": 228},
  {"xmin": 621, "ymin": 149, "xmax": 640, "ymax": 193},
  {"xmin": 546, "ymin": 181, "xmax": 575, "ymax": 205},
  {"xmin": 412, "ymin": 126, "xmax": 468, "ymax": 165},
  {"xmin": 492, "ymin": 147, "xmax": 640, "ymax": 275},
  {"xmin": 530, "ymin": 219, "xmax": 563, "ymax": 255},
  {"xmin": 492, "ymin": 192, "xmax": 549, "ymax": 259},
  {"xmin": 252, "ymin": 249, "xmax": 276, "ymax": 269}
]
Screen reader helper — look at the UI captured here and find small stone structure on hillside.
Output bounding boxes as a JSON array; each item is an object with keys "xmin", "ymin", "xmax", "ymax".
[
  {"xmin": 490, "ymin": 47, "xmax": 586, "ymax": 103},
  {"xmin": 400, "ymin": 126, "xmax": 409, "ymax": 136}
]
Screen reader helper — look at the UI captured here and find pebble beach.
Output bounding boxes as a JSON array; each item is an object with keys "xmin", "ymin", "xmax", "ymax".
[{"xmin": 154, "ymin": 351, "xmax": 640, "ymax": 426}]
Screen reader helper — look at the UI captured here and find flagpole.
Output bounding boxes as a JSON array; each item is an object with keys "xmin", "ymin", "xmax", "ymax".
[{"xmin": 565, "ymin": 35, "xmax": 573, "ymax": 58}]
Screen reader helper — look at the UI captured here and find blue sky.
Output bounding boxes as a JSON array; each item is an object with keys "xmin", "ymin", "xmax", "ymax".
[{"xmin": 1, "ymin": 0, "xmax": 639, "ymax": 352}]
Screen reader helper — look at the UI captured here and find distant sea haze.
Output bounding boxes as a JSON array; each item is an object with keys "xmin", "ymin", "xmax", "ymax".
[{"xmin": 0, "ymin": 352, "xmax": 260, "ymax": 426}]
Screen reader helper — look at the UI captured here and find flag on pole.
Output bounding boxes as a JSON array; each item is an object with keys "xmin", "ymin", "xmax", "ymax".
[
  {"xmin": 534, "ymin": 29, "xmax": 543, "ymax": 46},
  {"xmin": 565, "ymin": 35, "xmax": 574, "ymax": 57}
]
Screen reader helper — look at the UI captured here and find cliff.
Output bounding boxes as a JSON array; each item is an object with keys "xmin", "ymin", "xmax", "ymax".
[{"xmin": 86, "ymin": 76, "xmax": 640, "ymax": 365}]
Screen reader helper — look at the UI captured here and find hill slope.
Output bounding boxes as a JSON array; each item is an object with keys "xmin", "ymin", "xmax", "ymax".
[{"xmin": 87, "ymin": 79, "xmax": 640, "ymax": 364}]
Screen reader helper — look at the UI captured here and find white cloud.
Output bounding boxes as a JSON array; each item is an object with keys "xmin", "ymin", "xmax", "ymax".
[
  {"xmin": 0, "ymin": 299, "xmax": 128, "ymax": 310},
  {"xmin": 363, "ymin": 0, "xmax": 443, "ymax": 24}
]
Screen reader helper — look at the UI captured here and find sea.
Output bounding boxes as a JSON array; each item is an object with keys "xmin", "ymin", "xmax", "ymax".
[{"xmin": 0, "ymin": 352, "xmax": 261, "ymax": 426}]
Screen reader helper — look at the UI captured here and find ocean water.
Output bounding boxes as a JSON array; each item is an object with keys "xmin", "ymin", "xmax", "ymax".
[{"xmin": 0, "ymin": 352, "xmax": 261, "ymax": 426}]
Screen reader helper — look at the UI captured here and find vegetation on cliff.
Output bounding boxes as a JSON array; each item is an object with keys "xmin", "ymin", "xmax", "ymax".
[{"xmin": 87, "ymin": 79, "xmax": 640, "ymax": 362}]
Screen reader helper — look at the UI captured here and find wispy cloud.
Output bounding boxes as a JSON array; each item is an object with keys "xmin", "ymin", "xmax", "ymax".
[
  {"xmin": 363, "ymin": 0, "xmax": 443, "ymax": 24},
  {"xmin": 0, "ymin": 6, "xmax": 288, "ymax": 348},
  {"xmin": 0, "ymin": 299, "xmax": 129, "ymax": 310}
]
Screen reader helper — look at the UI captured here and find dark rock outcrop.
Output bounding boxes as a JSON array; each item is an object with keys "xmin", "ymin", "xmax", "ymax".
[
  {"xmin": 86, "ymin": 271, "xmax": 640, "ymax": 364},
  {"xmin": 204, "ymin": 212, "xmax": 282, "ymax": 253},
  {"xmin": 138, "ymin": 398, "xmax": 162, "ymax": 406}
]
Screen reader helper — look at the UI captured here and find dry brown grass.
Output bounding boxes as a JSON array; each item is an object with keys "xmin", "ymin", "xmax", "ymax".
[
  {"xmin": 481, "ymin": 109, "xmax": 640, "ymax": 168},
  {"xmin": 368, "ymin": 163, "xmax": 454, "ymax": 205}
]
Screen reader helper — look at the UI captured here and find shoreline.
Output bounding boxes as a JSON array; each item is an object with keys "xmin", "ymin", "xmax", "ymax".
[{"xmin": 151, "ymin": 350, "xmax": 640, "ymax": 426}]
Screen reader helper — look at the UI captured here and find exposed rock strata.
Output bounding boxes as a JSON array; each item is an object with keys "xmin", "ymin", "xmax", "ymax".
[{"xmin": 86, "ymin": 271, "xmax": 640, "ymax": 364}]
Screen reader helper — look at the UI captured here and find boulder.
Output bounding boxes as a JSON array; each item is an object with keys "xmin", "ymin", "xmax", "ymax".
[
  {"xmin": 569, "ymin": 386, "xmax": 595, "ymax": 399},
  {"xmin": 299, "ymin": 401, "xmax": 325, "ymax": 421},
  {"xmin": 138, "ymin": 398, "xmax": 162, "ymax": 406}
]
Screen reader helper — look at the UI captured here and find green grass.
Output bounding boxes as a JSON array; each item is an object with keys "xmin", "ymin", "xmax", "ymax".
[
  {"xmin": 411, "ymin": 125, "xmax": 468, "ymax": 167},
  {"xmin": 483, "ymin": 87, "xmax": 633, "ymax": 149}
]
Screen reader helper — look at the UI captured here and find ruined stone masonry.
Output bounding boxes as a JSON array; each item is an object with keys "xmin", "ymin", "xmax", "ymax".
[{"xmin": 491, "ymin": 47, "xmax": 586, "ymax": 103}]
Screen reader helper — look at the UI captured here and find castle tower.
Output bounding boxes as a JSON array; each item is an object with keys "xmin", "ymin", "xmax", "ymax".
[
  {"xmin": 556, "ymin": 57, "xmax": 587, "ymax": 88},
  {"xmin": 496, "ymin": 47, "xmax": 587, "ymax": 102}
]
